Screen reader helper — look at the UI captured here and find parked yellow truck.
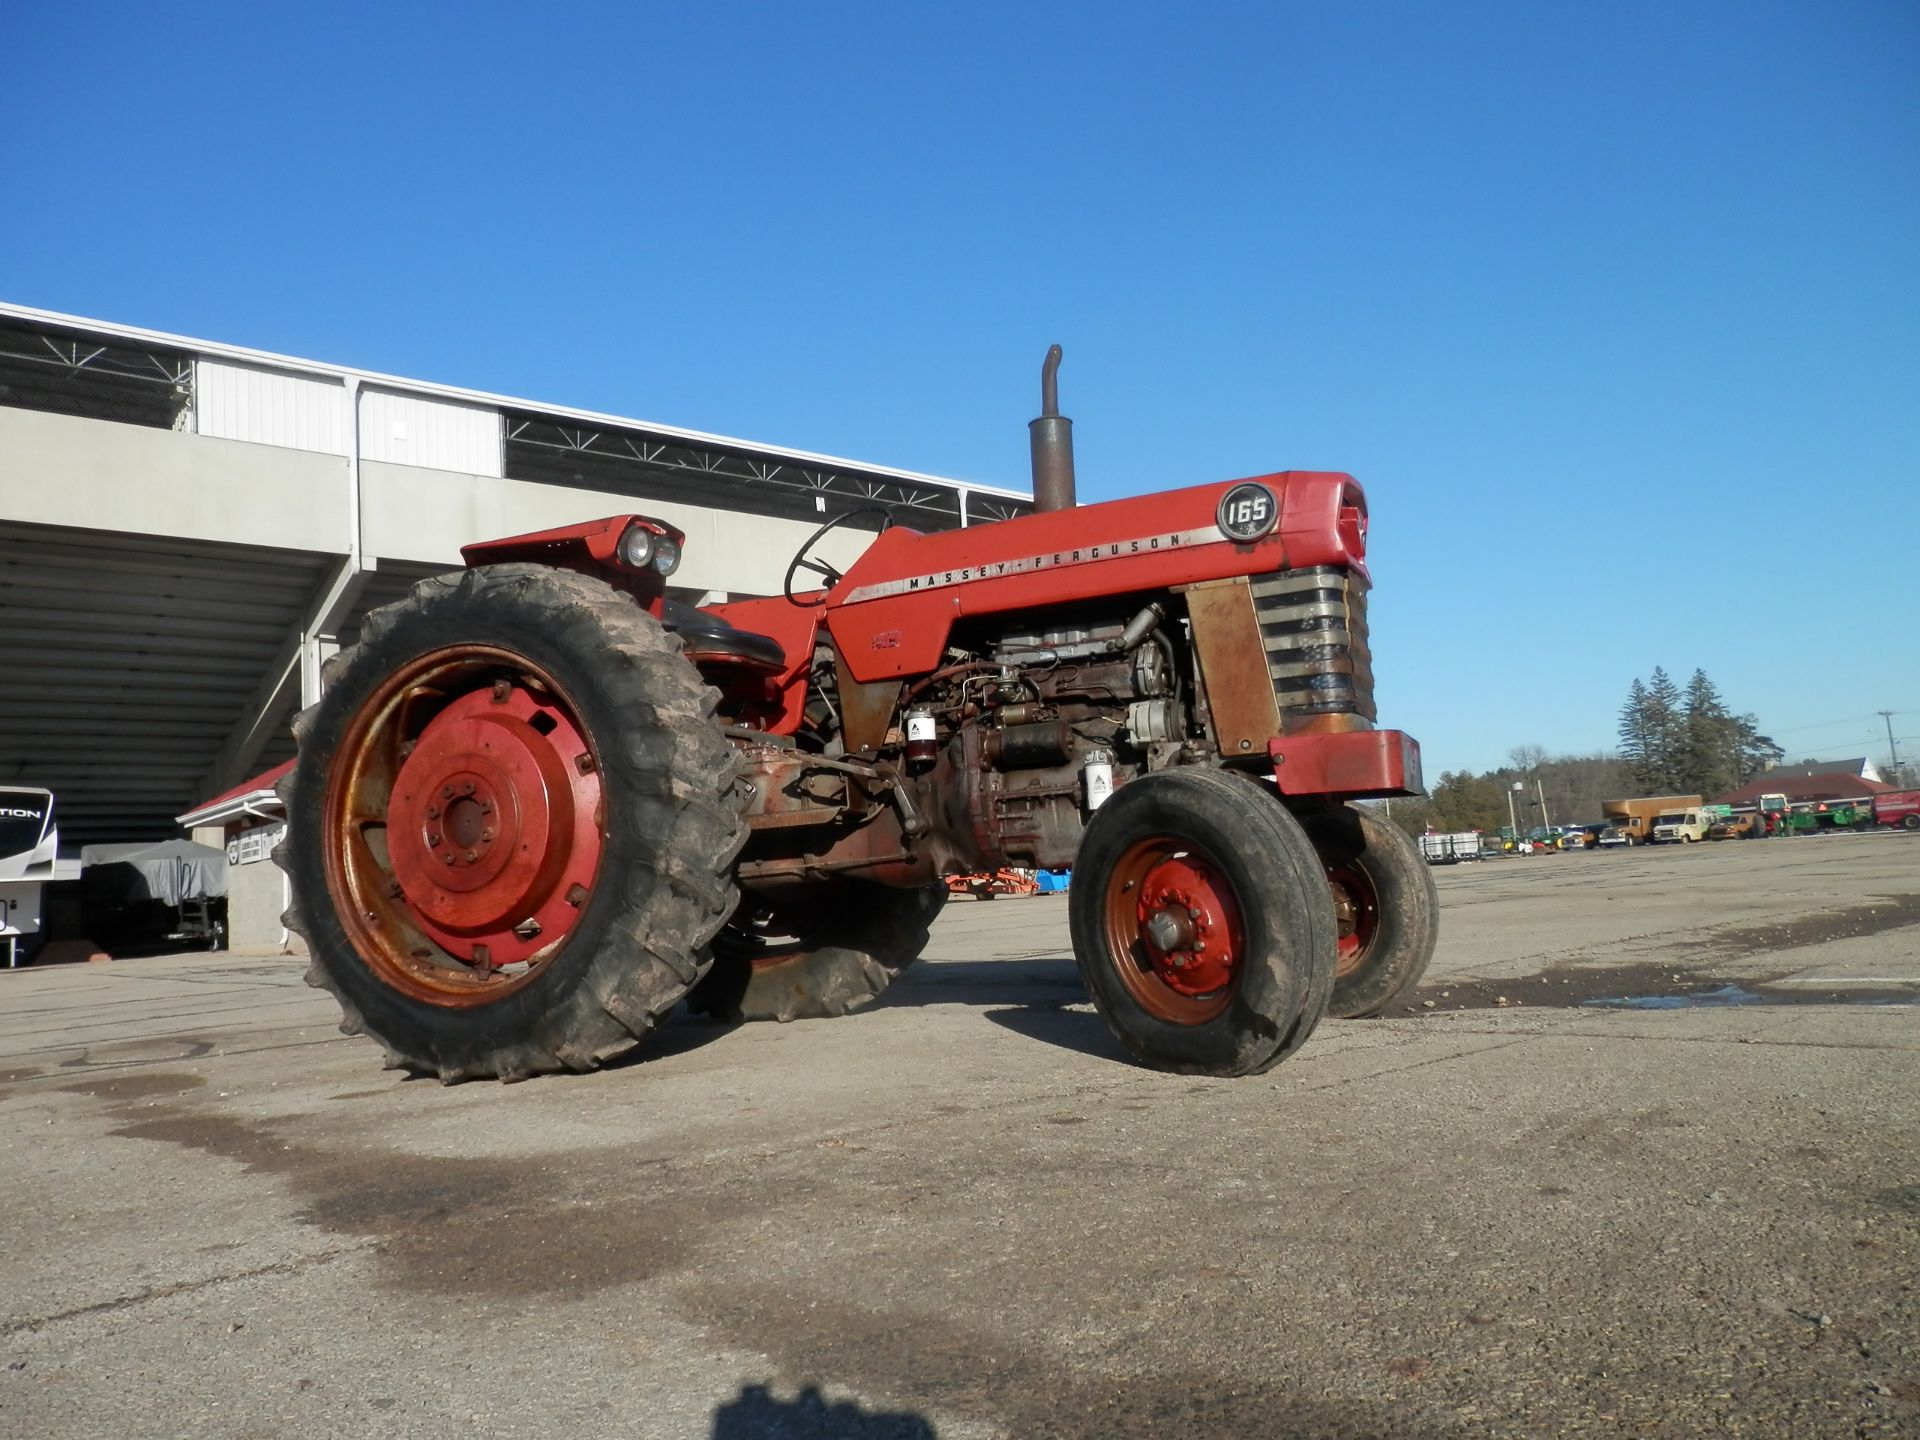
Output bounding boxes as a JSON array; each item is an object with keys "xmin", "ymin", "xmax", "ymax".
[{"xmin": 1600, "ymin": 794, "xmax": 1705, "ymax": 845}]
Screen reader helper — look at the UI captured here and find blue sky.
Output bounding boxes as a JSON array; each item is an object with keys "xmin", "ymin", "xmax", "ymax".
[{"xmin": 4, "ymin": 2, "xmax": 1916, "ymax": 776}]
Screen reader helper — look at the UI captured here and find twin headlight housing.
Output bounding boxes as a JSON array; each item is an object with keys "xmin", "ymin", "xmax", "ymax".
[{"xmin": 617, "ymin": 523, "xmax": 681, "ymax": 577}]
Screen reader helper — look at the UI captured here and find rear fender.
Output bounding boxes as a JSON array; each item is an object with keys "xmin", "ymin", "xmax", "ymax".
[
  {"xmin": 460, "ymin": 515, "xmax": 681, "ymax": 615},
  {"xmin": 701, "ymin": 597, "xmax": 821, "ymax": 735}
]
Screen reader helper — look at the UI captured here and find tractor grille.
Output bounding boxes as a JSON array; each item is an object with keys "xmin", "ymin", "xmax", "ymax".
[{"xmin": 1248, "ymin": 565, "xmax": 1376, "ymax": 722}]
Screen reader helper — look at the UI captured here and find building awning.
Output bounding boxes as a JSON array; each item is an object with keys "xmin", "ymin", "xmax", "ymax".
[{"xmin": 177, "ymin": 759, "xmax": 293, "ymax": 830}]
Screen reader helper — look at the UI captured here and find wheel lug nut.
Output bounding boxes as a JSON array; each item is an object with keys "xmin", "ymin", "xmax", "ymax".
[
  {"xmin": 1188, "ymin": 906, "xmax": 1201, "ymax": 919},
  {"xmin": 441, "ymin": 785, "xmax": 454, "ymax": 799},
  {"xmin": 425, "ymin": 805, "xmax": 440, "ymax": 819},
  {"xmin": 465, "ymin": 849, "xmax": 479, "ymax": 863},
  {"xmin": 442, "ymin": 854, "xmax": 456, "ymax": 866},
  {"xmin": 461, "ymin": 781, "xmax": 476, "ymax": 795},
  {"xmin": 480, "ymin": 828, "xmax": 494, "ymax": 843},
  {"xmin": 426, "ymin": 831, "xmax": 442, "ymax": 847}
]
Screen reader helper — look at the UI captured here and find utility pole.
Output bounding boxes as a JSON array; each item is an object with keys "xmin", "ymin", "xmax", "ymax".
[
  {"xmin": 1879, "ymin": 710, "xmax": 1900, "ymax": 777},
  {"xmin": 1536, "ymin": 777, "xmax": 1552, "ymax": 830},
  {"xmin": 1507, "ymin": 781, "xmax": 1523, "ymax": 836}
]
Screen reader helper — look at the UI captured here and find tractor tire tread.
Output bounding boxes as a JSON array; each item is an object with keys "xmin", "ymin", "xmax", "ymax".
[
  {"xmin": 1069, "ymin": 767, "xmax": 1336, "ymax": 1077},
  {"xmin": 1300, "ymin": 804, "xmax": 1440, "ymax": 1018},
  {"xmin": 687, "ymin": 882, "xmax": 947, "ymax": 1023},
  {"xmin": 276, "ymin": 563, "xmax": 747, "ymax": 1082}
]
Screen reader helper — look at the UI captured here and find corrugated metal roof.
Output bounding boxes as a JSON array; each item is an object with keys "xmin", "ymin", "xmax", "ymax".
[
  {"xmin": 0, "ymin": 522, "xmax": 449, "ymax": 850},
  {"xmin": 0, "ymin": 301, "xmax": 1030, "ymax": 503}
]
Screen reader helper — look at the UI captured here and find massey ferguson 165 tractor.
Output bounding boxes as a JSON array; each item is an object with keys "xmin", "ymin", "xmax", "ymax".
[{"xmin": 280, "ymin": 349, "xmax": 1436, "ymax": 1081}]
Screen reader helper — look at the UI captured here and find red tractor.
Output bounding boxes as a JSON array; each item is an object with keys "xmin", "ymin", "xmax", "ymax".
[{"xmin": 279, "ymin": 349, "xmax": 1436, "ymax": 1080}]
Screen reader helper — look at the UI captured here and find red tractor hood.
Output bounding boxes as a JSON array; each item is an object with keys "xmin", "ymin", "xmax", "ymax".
[{"xmin": 823, "ymin": 471, "xmax": 1369, "ymax": 682}]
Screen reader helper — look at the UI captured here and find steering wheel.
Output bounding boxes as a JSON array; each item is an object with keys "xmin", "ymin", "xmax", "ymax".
[{"xmin": 783, "ymin": 506, "xmax": 893, "ymax": 607}]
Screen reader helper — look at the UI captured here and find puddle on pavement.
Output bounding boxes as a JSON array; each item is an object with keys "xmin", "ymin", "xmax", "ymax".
[
  {"xmin": 1581, "ymin": 982, "xmax": 1911, "ymax": 1011},
  {"xmin": 1401, "ymin": 961, "xmax": 1916, "ymax": 1015}
]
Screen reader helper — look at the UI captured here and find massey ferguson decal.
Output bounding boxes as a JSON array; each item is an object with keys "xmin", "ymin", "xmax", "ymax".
[{"xmin": 841, "ymin": 524, "xmax": 1231, "ymax": 604}]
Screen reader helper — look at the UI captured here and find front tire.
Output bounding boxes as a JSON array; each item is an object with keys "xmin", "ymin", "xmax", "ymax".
[
  {"xmin": 279, "ymin": 564, "xmax": 746, "ymax": 1082},
  {"xmin": 1300, "ymin": 805, "xmax": 1439, "ymax": 1018},
  {"xmin": 686, "ymin": 882, "xmax": 947, "ymax": 1022},
  {"xmin": 1068, "ymin": 769, "xmax": 1335, "ymax": 1076}
]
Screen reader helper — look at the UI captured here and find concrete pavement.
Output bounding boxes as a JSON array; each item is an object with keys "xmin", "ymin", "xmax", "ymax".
[{"xmin": 2, "ymin": 833, "xmax": 1916, "ymax": 1438}]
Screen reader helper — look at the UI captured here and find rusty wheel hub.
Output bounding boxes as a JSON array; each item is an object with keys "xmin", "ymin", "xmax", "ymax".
[
  {"xmin": 1324, "ymin": 862, "xmax": 1379, "ymax": 979},
  {"xmin": 1103, "ymin": 840, "xmax": 1245, "ymax": 1024},
  {"xmin": 324, "ymin": 648, "xmax": 605, "ymax": 1005}
]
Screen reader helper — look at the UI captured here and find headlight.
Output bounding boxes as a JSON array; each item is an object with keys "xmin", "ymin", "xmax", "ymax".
[
  {"xmin": 616, "ymin": 524, "xmax": 656, "ymax": 569},
  {"xmin": 651, "ymin": 537, "xmax": 681, "ymax": 576}
]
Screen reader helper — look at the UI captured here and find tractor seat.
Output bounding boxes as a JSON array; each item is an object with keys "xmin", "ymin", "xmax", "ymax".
[{"xmin": 660, "ymin": 598, "xmax": 787, "ymax": 671}]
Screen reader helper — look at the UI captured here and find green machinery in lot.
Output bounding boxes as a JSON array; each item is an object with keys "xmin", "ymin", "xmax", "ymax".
[{"xmin": 1779, "ymin": 803, "xmax": 1875, "ymax": 835}]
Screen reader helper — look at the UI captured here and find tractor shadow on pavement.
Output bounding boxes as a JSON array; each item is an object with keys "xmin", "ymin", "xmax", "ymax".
[
  {"xmin": 711, "ymin": 1382, "xmax": 936, "ymax": 1438},
  {"xmin": 882, "ymin": 956, "xmax": 1136, "ymax": 1066}
]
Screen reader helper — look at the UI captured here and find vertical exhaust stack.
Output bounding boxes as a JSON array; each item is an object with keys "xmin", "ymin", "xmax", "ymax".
[{"xmin": 1028, "ymin": 344, "xmax": 1077, "ymax": 512}]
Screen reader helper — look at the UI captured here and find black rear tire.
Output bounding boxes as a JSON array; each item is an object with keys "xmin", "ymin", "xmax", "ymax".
[
  {"xmin": 1300, "ymin": 805, "xmax": 1440, "ymax": 1018},
  {"xmin": 279, "ymin": 564, "xmax": 746, "ymax": 1082},
  {"xmin": 1068, "ymin": 768, "xmax": 1335, "ymax": 1076},
  {"xmin": 686, "ymin": 882, "xmax": 947, "ymax": 1022}
]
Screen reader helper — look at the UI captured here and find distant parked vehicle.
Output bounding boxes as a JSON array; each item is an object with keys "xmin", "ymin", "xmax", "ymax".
[
  {"xmin": 1419, "ymin": 832, "xmax": 1482, "ymax": 864},
  {"xmin": 1601, "ymin": 794, "xmax": 1705, "ymax": 845},
  {"xmin": 1595, "ymin": 823, "xmax": 1635, "ymax": 849},
  {"xmin": 1827, "ymin": 802, "xmax": 1876, "ymax": 833},
  {"xmin": 1875, "ymin": 790, "xmax": 1920, "ymax": 831},
  {"xmin": 1781, "ymin": 801, "xmax": 1877, "ymax": 835},
  {"xmin": 1707, "ymin": 813, "xmax": 1763, "ymax": 840},
  {"xmin": 1649, "ymin": 809, "xmax": 1712, "ymax": 844}
]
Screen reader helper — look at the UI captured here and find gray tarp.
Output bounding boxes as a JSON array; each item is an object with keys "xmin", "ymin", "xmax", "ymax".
[{"xmin": 79, "ymin": 839, "xmax": 229, "ymax": 906}]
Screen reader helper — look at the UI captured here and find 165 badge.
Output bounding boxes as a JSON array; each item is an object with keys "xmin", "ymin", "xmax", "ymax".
[{"xmin": 1216, "ymin": 482, "xmax": 1278, "ymax": 542}]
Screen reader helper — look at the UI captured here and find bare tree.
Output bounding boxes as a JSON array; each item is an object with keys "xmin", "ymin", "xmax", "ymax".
[{"xmin": 1508, "ymin": 744, "xmax": 1548, "ymax": 774}]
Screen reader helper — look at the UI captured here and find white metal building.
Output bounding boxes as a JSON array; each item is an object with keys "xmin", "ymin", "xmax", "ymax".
[{"xmin": 0, "ymin": 303, "xmax": 1031, "ymax": 853}]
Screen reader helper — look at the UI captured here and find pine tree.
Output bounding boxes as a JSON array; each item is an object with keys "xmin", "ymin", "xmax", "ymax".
[
  {"xmin": 1645, "ymin": 667, "xmax": 1683, "ymax": 791},
  {"xmin": 1680, "ymin": 669, "xmax": 1736, "ymax": 796},
  {"xmin": 1617, "ymin": 678, "xmax": 1654, "ymax": 788},
  {"xmin": 1730, "ymin": 715, "xmax": 1784, "ymax": 783}
]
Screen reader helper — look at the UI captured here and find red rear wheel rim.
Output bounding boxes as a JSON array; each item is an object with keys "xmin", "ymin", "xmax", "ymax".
[
  {"xmin": 322, "ymin": 646, "xmax": 605, "ymax": 1007},
  {"xmin": 1100, "ymin": 836, "xmax": 1245, "ymax": 1025},
  {"xmin": 1324, "ymin": 861, "xmax": 1380, "ymax": 980}
]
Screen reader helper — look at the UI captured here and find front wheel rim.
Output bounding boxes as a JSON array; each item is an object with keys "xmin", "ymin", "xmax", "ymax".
[
  {"xmin": 1100, "ymin": 837, "xmax": 1245, "ymax": 1025},
  {"xmin": 321, "ymin": 645, "xmax": 606, "ymax": 1007},
  {"xmin": 1324, "ymin": 862, "xmax": 1380, "ymax": 980}
]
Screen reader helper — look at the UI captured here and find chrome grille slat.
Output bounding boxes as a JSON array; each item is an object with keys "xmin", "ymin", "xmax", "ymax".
[
  {"xmin": 1250, "ymin": 573, "xmax": 1346, "ymax": 600},
  {"xmin": 1252, "ymin": 564, "xmax": 1376, "ymax": 721},
  {"xmin": 1256, "ymin": 598, "xmax": 1349, "ymax": 623}
]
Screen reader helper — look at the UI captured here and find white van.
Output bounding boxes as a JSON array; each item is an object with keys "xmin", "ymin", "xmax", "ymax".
[{"xmin": 1649, "ymin": 808, "xmax": 1711, "ymax": 844}]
